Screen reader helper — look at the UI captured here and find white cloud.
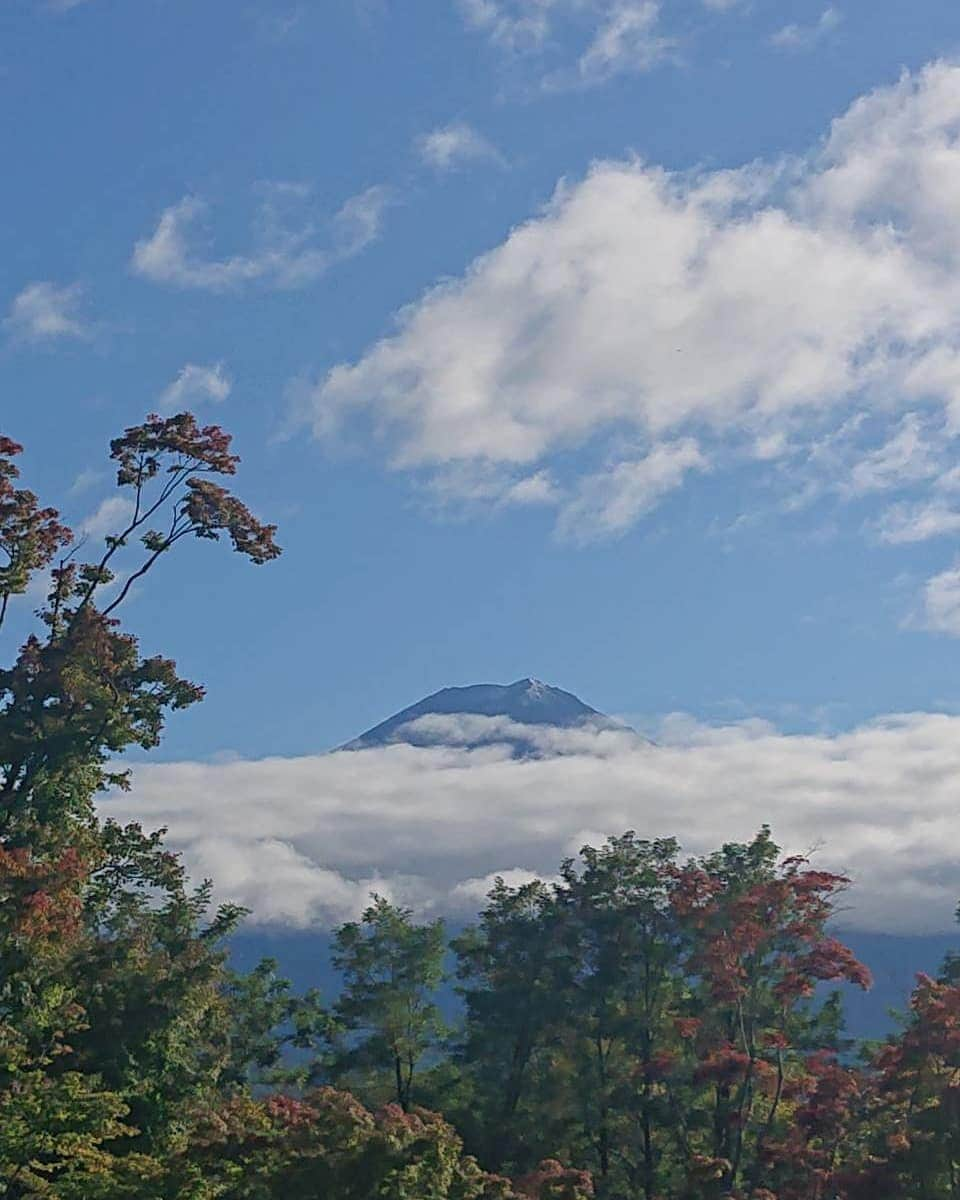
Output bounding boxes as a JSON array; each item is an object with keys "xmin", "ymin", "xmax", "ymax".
[
  {"xmin": 423, "ymin": 463, "xmax": 560, "ymax": 512},
  {"xmin": 4, "ymin": 282, "xmax": 89, "ymax": 342},
  {"xmin": 110, "ymin": 710, "xmax": 960, "ymax": 933},
  {"xmin": 771, "ymin": 7, "xmax": 842, "ymax": 51},
  {"xmin": 301, "ymin": 63, "xmax": 960, "ymax": 546},
  {"xmin": 921, "ymin": 563, "xmax": 960, "ymax": 635},
  {"xmin": 158, "ymin": 363, "xmax": 232, "ymax": 414},
  {"xmin": 80, "ymin": 495, "xmax": 136, "ymax": 540},
  {"xmin": 556, "ymin": 439, "xmax": 705, "ymax": 542},
  {"xmin": 459, "ymin": 0, "xmax": 740, "ymax": 85},
  {"xmin": 132, "ymin": 185, "xmax": 392, "ymax": 293},
  {"xmin": 574, "ymin": 2, "xmax": 672, "ymax": 85},
  {"xmin": 459, "ymin": 0, "xmax": 555, "ymax": 49},
  {"xmin": 843, "ymin": 413, "xmax": 942, "ymax": 496},
  {"xmin": 877, "ymin": 501, "xmax": 960, "ymax": 544},
  {"xmin": 69, "ymin": 469, "xmax": 104, "ymax": 495},
  {"xmin": 417, "ymin": 123, "xmax": 504, "ymax": 171},
  {"xmin": 451, "ymin": 867, "xmax": 554, "ymax": 904}
]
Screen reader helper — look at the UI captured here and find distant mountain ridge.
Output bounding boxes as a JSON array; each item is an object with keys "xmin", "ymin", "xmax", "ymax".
[{"xmin": 342, "ymin": 677, "xmax": 628, "ymax": 754}]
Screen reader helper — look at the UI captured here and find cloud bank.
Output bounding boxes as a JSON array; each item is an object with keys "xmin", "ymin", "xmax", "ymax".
[{"xmin": 110, "ymin": 711, "xmax": 960, "ymax": 935}]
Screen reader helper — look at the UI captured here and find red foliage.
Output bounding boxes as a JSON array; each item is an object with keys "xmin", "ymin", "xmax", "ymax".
[
  {"xmin": 0, "ymin": 844, "xmax": 88, "ymax": 940},
  {"xmin": 515, "ymin": 1159, "xmax": 594, "ymax": 1199},
  {"xmin": 110, "ymin": 412, "xmax": 240, "ymax": 484},
  {"xmin": 0, "ymin": 432, "xmax": 72, "ymax": 622}
]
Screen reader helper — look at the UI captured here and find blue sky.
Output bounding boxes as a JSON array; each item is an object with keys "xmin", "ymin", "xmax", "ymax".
[{"xmin": 7, "ymin": 0, "xmax": 960, "ymax": 930}]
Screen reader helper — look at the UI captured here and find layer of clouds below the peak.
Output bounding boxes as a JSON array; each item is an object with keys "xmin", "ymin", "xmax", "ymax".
[
  {"xmin": 302, "ymin": 62, "xmax": 960, "ymax": 607},
  {"xmin": 108, "ymin": 710, "xmax": 960, "ymax": 935}
]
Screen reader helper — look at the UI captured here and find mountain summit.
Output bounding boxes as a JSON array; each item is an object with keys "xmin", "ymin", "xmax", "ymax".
[{"xmin": 342, "ymin": 678, "xmax": 626, "ymax": 754}]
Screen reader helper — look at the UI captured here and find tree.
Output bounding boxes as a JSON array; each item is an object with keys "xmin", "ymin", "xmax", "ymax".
[
  {"xmin": 453, "ymin": 831, "xmax": 873, "ymax": 1199},
  {"xmin": 549, "ymin": 835, "xmax": 685, "ymax": 1199},
  {"xmin": 452, "ymin": 877, "xmax": 573, "ymax": 1173},
  {"xmin": 663, "ymin": 829, "xmax": 872, "ymax": 1198},
  {"xmin": 843, "ymin": 919, "xmax": 960, "ymax": 1198},
  {"xmin": 0, "ymin": 413, "xmax": 282, "ymax": 1195},
  {"xmin": 332, "ymin": 896, "xmax": 447, "ymax": 1112}
]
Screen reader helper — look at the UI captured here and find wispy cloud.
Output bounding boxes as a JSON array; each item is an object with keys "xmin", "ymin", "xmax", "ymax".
[
  {"xmin": 771, "ymin": 6, "xmax": 841, "ymax": 51},
  {"xmin": 573, "ymin": 2, "xmax": 672, "ymax": 86},
  {"xmin": 417, "ymin": 122, "xmax": 505, "ymax": 171},
  {"xmin": 132, "ymin": 184, "xmax": 392, "ymax": 292},
  {"xmin": 460, "ymin": 0, "xmax": 725, "ymax": 86},
  {"xmin": 4, "ymin": 282, "xmax": 90, "ymax": 343},
  {"xmin": 80, "ymin": 495, "xmax": 135, "ymax": 540},
  {"xmin": 556, "ymin": 440, "xmax": 705, "ymax": 543},
  {"xmin": 158, "ymin": 362, "xmax": 232, "ymax": 414},
  {"xmin": 69, "ymin": 468, "xmax": 105, "ymax": 495},
  {"xmin": 921, "ymin": 563, "xmax": 960, "ymax": 636},
  {"xmin": 877, "ymin": 501, "xmax": 960, "ymax": 545}
]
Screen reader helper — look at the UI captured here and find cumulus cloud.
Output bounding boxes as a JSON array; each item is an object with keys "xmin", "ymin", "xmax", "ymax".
[
  {"xmin": 4, "ymin": 282, "xmax": 89, "ymax": 342},
  {"xmin": 132, "ymin": 184, "xmax": 392, "ymax": 292},
  {"xmin": 300, "ymin": 63, "xmax": 960, "ymax": 556},
  {"xmin": 158, "ymin": 362, "xmax": 232, "ymax": 414},
  {"xmin": 771, "ymin": 7, "xmax": 842, "ymax": 51},
  {"xmin": 417, "ymin": 123, "xmax": 504, "ymax": 171},
  {"xmin": 110, "ymin": 710, "xmax": 960, "ymax": 934}
]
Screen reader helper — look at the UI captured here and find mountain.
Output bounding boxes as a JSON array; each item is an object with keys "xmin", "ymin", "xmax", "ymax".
[{"xmin": 341, "ymin": 677, "xmax": 630, "ymax": 755}]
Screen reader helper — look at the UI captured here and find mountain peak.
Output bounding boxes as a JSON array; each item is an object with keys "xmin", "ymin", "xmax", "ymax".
[{"xmin": 341, "ymin": 678, "xmax": 627, "ymax": 754}]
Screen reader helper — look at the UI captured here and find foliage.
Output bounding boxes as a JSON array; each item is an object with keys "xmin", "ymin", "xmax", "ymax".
[
  {"xmin": 183, "ymin": 1088, "xmax": 589, "ymax": 1200},
  {"xmin": 331, "ymin": 895, "xmax": 447, "ymax": 1111},
  {"xmin": 450, "ymin": 829, "xmax": 876, "ymax": 1198}
]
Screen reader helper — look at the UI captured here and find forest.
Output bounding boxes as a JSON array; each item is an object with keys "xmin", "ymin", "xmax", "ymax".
[{"xmin": 1, "ymin": 413, "xmax": 959, "ymax": 1199}]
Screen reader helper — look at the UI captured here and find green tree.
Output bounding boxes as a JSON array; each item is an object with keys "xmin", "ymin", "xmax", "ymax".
[
  {"xmin": 451, "ymin": 877, "xmax": 573, "ymax": 1173},
  {"xmin": 222, "ymin": 957, "xmax": 335, "ymax": 1091},
  {"xmin": 332, "ymin": 896, "xmax": 446, "ymax": 1112},
  {"xmin": 557, "ymin": 835, "xmax": 685, "ymax": 1199}
]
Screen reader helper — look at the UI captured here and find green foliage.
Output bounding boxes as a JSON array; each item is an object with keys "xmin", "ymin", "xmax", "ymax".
[
  {"xmin": 222, "ymin": 959, "xmax": 334, "ymax": 1090},
  {"xmin": 331, "ymin": 896, "xmax": 447, "ymax": 1111}
]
